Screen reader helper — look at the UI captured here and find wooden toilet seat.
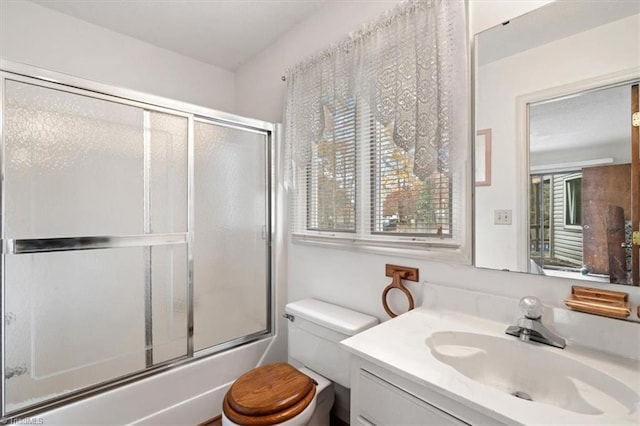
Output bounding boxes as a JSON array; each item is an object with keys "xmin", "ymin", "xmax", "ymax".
[{"xmin": 223, "ymin": 363, "xmax": 317, "ymax": 425}]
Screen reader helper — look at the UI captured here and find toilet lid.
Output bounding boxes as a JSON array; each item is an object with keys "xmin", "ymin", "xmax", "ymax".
[
  {"xmin": 228, "ymin": 363, "xmax": 314, "ymax": 415},
  {"xmin": 223, "ymin": 363, "xmax": 317, "ymax": 425}
]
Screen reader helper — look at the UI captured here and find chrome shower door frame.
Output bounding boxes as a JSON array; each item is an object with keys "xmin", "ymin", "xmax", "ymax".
[{"xmin": 0, "ymin": 59, "xmax": 276, "ymax": 422}]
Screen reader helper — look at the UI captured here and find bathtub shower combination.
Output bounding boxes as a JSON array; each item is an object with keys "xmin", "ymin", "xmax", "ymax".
[{"xmin": 0, "ymin": 63, "xmax": 274, "ymax": 419}]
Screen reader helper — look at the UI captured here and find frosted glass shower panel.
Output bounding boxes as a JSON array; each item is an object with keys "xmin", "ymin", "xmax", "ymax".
[
  {"xmin": 151, "ymin": 244, "xmax": 189, "ymax": 364},
  {"xmin": 4, "ymin": 81, "xmax": 189, "ymax": 238},
  {"xmin": 4, "ymin": 80, "xmax": 144, "ymax": 238},
  {"xmin": 148, "ymin": 111, "xmax": 189, "ymax": 233},
  {"xmin": 193, "ymin": 121, "xmax": 269, "ymax": 351},
  {"xmin": 3, "ymin": 248, "xmax": 147, "ymax": 412},
  {"xmin": 0, "ymin": 69, "xmax": 274, "ymax": 418}
]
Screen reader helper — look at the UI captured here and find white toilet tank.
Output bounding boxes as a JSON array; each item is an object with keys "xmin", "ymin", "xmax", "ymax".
[{"xmin": 285, "ymin": 299, "xmax": 378, "ymax": 388}]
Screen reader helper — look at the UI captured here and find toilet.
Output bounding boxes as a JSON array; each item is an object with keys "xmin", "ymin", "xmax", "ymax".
[{"xmin": 222, "ymin": 298, "xmax": 378, "ymax": 425}]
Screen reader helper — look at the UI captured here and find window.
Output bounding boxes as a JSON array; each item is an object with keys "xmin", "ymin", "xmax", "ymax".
[
  {"xmin": 529, "ymin": 175, "xmax": 551, "ymax": 259},
  {"xmin": 564, "ymin": 175, "xmax": 582, "ymax": 227},
  {"xmin": 292, "ymin": 100, "xmax": 459, "ymax": 251},
  {"xmin": 284, "ymin": 0, "xmax": 467, "ymax": 255},
  {"xmin": 307, "ymin": 102, "xmax": 357, "ymax": 232},
  {"xmin": 372, "ymin": 122, "xmax": 451, "ymax": 237}
]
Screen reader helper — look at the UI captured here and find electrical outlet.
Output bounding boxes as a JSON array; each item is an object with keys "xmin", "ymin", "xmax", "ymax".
[{"xmin": 494, "ymin": 209, "xmax": 512, "ymax": 225}]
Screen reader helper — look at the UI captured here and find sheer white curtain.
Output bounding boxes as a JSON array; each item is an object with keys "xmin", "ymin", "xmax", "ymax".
[
  {"xmin": 283, "ymin": 36, "xmax": 355, "ymax": 187},
  {"xmin": 284, "ymin": 0, "xmax": 468, "ymax": 245},
  {"xmin": 358, "ymin": 0, "xmax": 466, "ymax": 180}
]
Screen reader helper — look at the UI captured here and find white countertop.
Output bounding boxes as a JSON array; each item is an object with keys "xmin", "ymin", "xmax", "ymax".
[{"xmin": 341, "ymin": 306, "xmax": 640, "ymax": 425}]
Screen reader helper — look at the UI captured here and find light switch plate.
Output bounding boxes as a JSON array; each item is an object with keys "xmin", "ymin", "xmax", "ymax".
[{"xmin": 494, "ymin": 209, "xmax": 512, "ymax": 225}]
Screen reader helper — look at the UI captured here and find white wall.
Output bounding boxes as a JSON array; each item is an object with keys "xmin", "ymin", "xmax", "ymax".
[
  {"xmin": 475, "ymin": 13, "xmax": 640, "ymax": 271},
  {"xmin": 467, "ymin": 0, "xmax": 553, "ymax": 35},
  {"xmin": 234, "ymin": 0, "xmax": 402, "ymax": 122},
  {"xmin": 0, "ymin": 0, "xmax": 235, "ymax": 112}
]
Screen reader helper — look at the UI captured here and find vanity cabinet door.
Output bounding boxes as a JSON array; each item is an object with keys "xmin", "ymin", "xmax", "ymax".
[{"xmin": 354, "ymin": 369, "xmax": 468, "ymax": 426}]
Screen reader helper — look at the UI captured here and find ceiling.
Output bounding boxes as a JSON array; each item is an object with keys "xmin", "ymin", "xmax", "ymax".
[
  {"xmin": 29, "ymin": 0, "xmax": 327, "ymax": 71},
  {"xmin": 476, "ymin": 1, "xmax": 640, "ymax": 67},
  {"xmin": 529, "ymin": 83, "xmax": 635, "ymax": 154}
]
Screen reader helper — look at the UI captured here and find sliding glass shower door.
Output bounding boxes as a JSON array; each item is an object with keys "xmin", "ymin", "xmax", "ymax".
[
  {"xmin": 1, "ymin": 71, "xmax": 272, "ymax": 419},
  {"xmin": 193, "ymin": 121, "xmax": 269, "ymax": 351}
]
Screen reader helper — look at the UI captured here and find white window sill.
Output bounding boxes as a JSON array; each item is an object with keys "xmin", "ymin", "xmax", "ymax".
[{"xmin": 290, "ymin": 232, "xmax": 471, "ymax": 264}]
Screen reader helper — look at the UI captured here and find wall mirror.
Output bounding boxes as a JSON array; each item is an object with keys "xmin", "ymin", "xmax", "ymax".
[{"xmin": 474, "ymin": 1, "xmax": 640, "ymax": 287}]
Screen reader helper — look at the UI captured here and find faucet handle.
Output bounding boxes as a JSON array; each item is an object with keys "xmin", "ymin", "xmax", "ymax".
[{"xmin": 519, "ymin": 296, "xmax": 543, "ymax": 319}]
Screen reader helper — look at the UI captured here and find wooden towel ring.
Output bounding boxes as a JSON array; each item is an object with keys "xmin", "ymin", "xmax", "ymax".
[{"xmin": 382, "ymin": 271, "xmax": 415, "ymax": 318}]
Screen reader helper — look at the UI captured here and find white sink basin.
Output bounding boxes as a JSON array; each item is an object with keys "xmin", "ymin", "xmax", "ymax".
[{"xmin": 426, "ymin": 331, "xmax": 639, "ymax": 416}]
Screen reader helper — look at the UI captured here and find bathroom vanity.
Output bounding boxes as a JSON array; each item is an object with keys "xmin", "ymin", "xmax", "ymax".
[
  {"xmin": 342, "ymin": 285, "xmax": 640, "ymax": 425},
  {"xmin": 349, "ymin": 357, "xmax": 497, "ymax": 425}
]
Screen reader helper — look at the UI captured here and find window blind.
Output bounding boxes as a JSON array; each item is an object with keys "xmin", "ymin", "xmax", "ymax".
[
  {"xmin": 306, "ymin": 101, "xmax": 357, "ymax": 232},
  {"xmin": 371, "ymin": 121, "xmax": 451, "ymax": 237},
  {"xmin": 291, "ymin": 99, "xmax": 459, "ymax": 246}
]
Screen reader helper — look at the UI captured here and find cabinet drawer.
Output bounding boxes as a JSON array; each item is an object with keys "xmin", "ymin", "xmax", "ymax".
[{"xmin": 355, "ymin": 369, "xmax": 468, "ymax": 426}]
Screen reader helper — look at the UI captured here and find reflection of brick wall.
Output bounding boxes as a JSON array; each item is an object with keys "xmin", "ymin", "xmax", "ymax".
[
  {"xmin": 582, "ymin": 164, "xmax": 631, "ymax": 276},
  {"xmin": 626, "ymin": 220, "xmax": 632, "ymax": 284}
]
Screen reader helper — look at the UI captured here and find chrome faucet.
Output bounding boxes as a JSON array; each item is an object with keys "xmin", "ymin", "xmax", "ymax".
[{"xmin": 506, "ymin": 296, "xmax": 566, "ymax": 349}]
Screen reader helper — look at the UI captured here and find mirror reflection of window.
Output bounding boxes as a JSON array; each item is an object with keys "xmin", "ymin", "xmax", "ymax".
[
  {"xmin": 564, "ymin": 176, "xmax": 582, "ymax": 228},
  {"xmin": 529, "ymin": 175, "xmax": 550, "ymax": 266},
  {"xmin": 530, "ymin": 172, "xmax": 584, "ymax": 273}
]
